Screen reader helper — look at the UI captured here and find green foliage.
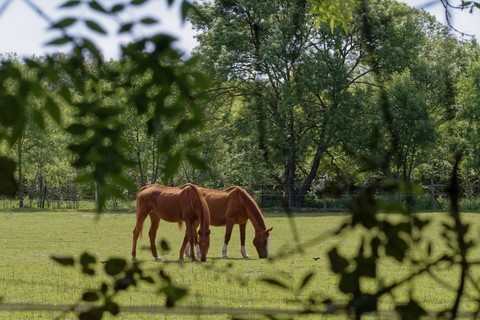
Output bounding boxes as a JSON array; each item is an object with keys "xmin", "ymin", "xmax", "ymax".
[
  {"xmin": 190, "ymin": 0, "xmax": 459, "ymax": 206},
  {"xmin": 0, "ymin": 0, "xmax": 208, "ymax": 209},
  {"xmin": 308, "ymin": 0, "xmax": 480, "ymax": 35},
  {"xmin": 309, "ymin": 0, "xmax": 358, "ymax": 32},
  {"xmin": 3, "ymin": 0, "xmax": 480, "ymax": 319},
  {"xmin": 456, "ymin": 42, "xmax": 480, "ymax": 176}
]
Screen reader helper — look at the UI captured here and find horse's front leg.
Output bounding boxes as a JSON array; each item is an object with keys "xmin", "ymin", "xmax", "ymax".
[
  {"xmin": 184, "ymin": 232, "xmax": 191, "ymax": 258},
  {"xmin": 179, "ymin": 232, "xmax": 189, "ymax": 263},
  {"xmin": 239, "ymin": 222, "xmax": 250, "ymax": 259},
  {"xmin": 183, "ymin": 222, "xmax": 199, "ymax": 258},
  {"xmin": 188, "ymin": 222, "xmax": 198, "ymax": 262},
  {"xmin": 179, "ymin": 222, "xmax": 197, "ymax": 262},
  {"xmin": 148, "ymin": 216, "xmax": 161, "ymax": 261},
  {"xmin": 183, "ymin": 237, "xmax": 200, "ymax": 258},
  {"xmin": 222, "ymin": 222, "xmax": 235, "ymax": 258}
]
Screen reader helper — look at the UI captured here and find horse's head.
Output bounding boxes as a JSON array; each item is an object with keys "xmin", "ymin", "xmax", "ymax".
[
  {"xmin": 253, "ymin": 227, "xmax": 273, "ymax": 258},
  {"xmin": 198, "ymin": 229, "xmax": 211, "ymax": 262}
]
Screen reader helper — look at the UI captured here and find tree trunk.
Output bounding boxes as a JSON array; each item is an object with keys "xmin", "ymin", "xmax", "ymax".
[
  {"xmin": 17, "ymin": 138, "xmax": 24, "ymax": 208},
  {"xmin": 286, "ymin": 105, "xmax": 298, "ymax": 207},
  {"xmin": 135, "ymin": 129, "xmax": 146, "ymax": 186},
  {"xmin": 295, "ymin": 145, "xmax": 326, "ymax": 206},
  {"xmin": 285, "ymin": 165, "xmax": 297, "ymax": 207},
  {"xmin": 38, "ymin": 175, "xmax": 44, "ymax": 208},
  {"xmin": 38, "ymin": 177, "xmax": 47, "ymax": 209},
  {"xmin": 151, "ymin": 135, "xmax": 160, "ymax": 184}
]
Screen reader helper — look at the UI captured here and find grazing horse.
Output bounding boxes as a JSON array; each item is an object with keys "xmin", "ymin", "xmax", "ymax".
[
  {"xmin": 181, "ymin": 184, "xmax": 272, "ymax": 259},
  {"xmin": 131, "ymin": 184, "xmax": 211, "ymax": 262}
]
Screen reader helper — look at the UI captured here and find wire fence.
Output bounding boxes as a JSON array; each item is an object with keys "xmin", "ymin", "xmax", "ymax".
[
  {"xmin": 251, "ymin": 182, "xmax": 480, "ymax": 211},
  {"xmin": 2, "ymin": 182, "xmax": 480, "ymax": 212},
  {"xmin": 0, "ymin": 195, "xmax": 135, "ymax": 211}
]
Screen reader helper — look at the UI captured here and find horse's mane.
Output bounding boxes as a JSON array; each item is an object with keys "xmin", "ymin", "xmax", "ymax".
[{"xmin": 234, "ymin": 187, "xmax": 266, "ymax": 230}]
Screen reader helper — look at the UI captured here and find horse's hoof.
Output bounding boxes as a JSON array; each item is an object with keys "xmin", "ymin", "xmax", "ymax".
[
  {"xmin": 178, "ymin": 258, "xmax": 185, "ymax": 263},
  {"xmin": 242, "ymin": 255, "xmax": 250, "ymax": 259},
  {"xmin": 154, "ymin": 257, "xmax": 162, "ymax": 262},
  {"xmin": 132, "ymin": 257, "xmax": 138, "ymax": 262}
]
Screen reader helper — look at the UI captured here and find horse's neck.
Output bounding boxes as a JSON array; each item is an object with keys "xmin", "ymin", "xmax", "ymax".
[
  {"xmin": 198, "ymin": 196, "xmax": 211, "ymax": 232},
  {"xmin": 237, "ymin": 191, "xmax": 266, "ymax": 232},
  {"xmin": 246, "ymin": 209, "xmax": 266, "ymax": 232},
  {"xmin": 248, "ymin": 214, "xmax": 266, "ymax": 232},
  {"xmin": 184, "ymin": 185, "xmax": 210, "ymax": 231}
]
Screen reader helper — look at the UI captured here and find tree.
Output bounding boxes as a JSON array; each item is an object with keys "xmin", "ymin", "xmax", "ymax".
[
  {"xmin": 456, "ymin": 41, "xmax": 480, "ymax": 178},
  {"xmin": 308, "ymin": 0, "xmax": 480, "ymax": 35},
  {"xmin": 0, "ymin": 0, "xmax": 207, "ymax": 208},
  {"xmin": 190, "ymin": 0, "xmax": 436, "ymax": 206}
]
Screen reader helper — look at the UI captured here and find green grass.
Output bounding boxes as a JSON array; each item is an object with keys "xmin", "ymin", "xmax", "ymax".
[{"xmin": 1, "ymin": 211, "xmax": 480, "ymax": 319}]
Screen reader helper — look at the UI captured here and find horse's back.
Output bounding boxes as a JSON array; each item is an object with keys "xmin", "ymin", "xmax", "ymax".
[
  {"xmin": 199, "ymin": 187, "xmax": 246, "ymax": 226},
  {"xmin": 136, "ymin": 185, "xmax": 187, "ymax": 222}
]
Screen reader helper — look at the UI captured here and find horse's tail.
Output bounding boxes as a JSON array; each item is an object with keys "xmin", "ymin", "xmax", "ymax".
[
  {"xmin": 184, "ymin": 184, "xmax": 210, "ymax": 233},
  {"xmin": 234, "ymin": 186, "xmax": 267, "ymax": 230}
]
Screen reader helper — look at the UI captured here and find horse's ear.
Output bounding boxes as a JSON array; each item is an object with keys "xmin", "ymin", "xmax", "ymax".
[{"xmin": 266, "ymin": 227, "xmax": 273, "ymax": 234}]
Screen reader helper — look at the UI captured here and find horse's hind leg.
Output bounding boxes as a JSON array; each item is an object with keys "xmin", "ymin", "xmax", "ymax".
[
  {"xmin": 239, "ymin": 222, "xmax": 250, "ymax": 259},
  {"xmin": 132, "ymin": 208, "xmax": 149, "ymax": 261},
  {"xmin": 148, "ymin": 214, "xmax": 161, "ymax": 261},
  {"xmin": 132, "ymin": 226, "xmax": 140, "ymax": 261}
]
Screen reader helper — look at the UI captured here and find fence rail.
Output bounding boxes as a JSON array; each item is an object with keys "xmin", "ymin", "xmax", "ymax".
[{"xmin": 0, "ymin": 302, "xmax": 479, "ymax": 318}]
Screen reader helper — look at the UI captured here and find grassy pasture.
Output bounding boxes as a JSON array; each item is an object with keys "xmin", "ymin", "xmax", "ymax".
[{"xmin": 1, "ymin": 210, "xmax": 480, "ymax": 319}]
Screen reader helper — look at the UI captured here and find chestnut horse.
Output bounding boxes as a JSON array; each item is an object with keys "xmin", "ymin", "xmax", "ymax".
[
  {"xmin": 181, "ymin": 184, "xmax": 272, "ymax": 259},
  {"xmin": 131, "ymin": 184, "xmax": 211, "ymax": 262}
]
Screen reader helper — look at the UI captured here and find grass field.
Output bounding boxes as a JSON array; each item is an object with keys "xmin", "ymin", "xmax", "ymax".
[{"xmin": 1, "ymin": 210, "xmax": 480, "ymax": 319}]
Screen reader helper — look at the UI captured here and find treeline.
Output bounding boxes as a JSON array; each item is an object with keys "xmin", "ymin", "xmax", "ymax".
[{"xmin": 1, "ymin": 0, "xmax": 480, "ymax": 208}]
